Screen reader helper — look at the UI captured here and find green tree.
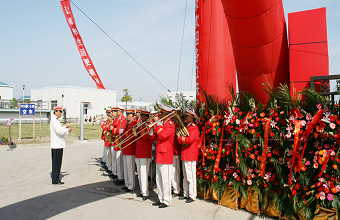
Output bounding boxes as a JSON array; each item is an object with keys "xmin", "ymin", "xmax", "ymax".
[{"xmin": 121, "ymin": 88, "xmax": 132, "ymax": 108}]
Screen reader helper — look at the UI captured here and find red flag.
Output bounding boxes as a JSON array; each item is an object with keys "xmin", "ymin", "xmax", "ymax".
[{"xmin": 60, "ymin": 0, "xmax": 105, "ymax": 89}]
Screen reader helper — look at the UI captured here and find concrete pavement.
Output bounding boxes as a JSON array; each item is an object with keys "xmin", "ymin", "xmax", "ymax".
[{"xmin": 0, "ymin": 140, "xmax": 273, "ymax": 220}]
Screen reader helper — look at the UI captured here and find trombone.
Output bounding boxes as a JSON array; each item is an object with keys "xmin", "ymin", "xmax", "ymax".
[
  {"xmin": 116, "ymin": 113, "xmax": 158, "ymax": 147},
  {"xmin": 119, "ymin": 111, "xmax": 189, "ymax": 151}
]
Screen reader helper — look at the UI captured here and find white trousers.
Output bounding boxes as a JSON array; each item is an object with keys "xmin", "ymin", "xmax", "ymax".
[
  {"xmin": 172, "ymin": 155, "xmax": 181, "ymax": 194},
  {"xmin": 123, "ymin": 155, "xmax": 135, "ymax": 190},
  {"xmin": 135, "ymin": 158, "xmax": 151, "ymax": 196},
  {"xmin": 156, "ymin": 163, "xmax": 172, "ymax": 206},
  {"xmin": 104, "ymin": 147, "xmax": 112, "ymax": 171},
  {"xmin": 115, "ymin": 150, "xmax": 124, "ymax": 180},
  {"xmin": 102, "ymin": 143, "xmax": 106, "ymax": 162},
  {"xmin": 111, "ymin": 147, "xmax": 117, "ymax": 175},
  {"xmin": 182, "ymin": 161, "xmax": 197, "ymax": 200}
]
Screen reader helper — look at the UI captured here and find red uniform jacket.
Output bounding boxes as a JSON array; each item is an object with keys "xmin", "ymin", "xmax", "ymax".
[
  {"xmin": 178, "ymin": 122, "xmax": 199, "ymax": 161},
  {"xmin": 135, "ymin": 126, "xmax": 154, "ymax": 158},
  {"xmin": 101, "ymin": 118, "xmax": 107, "ymax": 140},
  {"xmin": 154, "ymin": 119, "xmax": 175, "ymax": 164},
  {"xmin": 122, "ymin": 118, "xmax": 137, "ymax": 155},
  {"xmin": 173, "ymin": 123, "xmax": 181, "ymax": 156},
  {"xmin": 101, "ymin": 120, "xmax": 112, "ymax": 147},
  {"xmin": 113, "ymin": 115, "xmax": 126, "ymax": 151}
]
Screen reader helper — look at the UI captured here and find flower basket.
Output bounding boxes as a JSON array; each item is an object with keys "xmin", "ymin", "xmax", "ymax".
[
  {"xmin": 240, "ymin": 188, "xmax": 260, "ymax": 214},
  {"xmin": 313, "ymin": 205, "xmax": 338, "ymax": 220},
  {"xmin": 220, "ymin": 185, "xmax": 239, "ymax": 210}
]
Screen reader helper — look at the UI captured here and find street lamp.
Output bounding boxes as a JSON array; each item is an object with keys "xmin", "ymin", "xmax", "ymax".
[{"xmin": 22, "ymin": 85, "xmax": 25, "ymax": 104}]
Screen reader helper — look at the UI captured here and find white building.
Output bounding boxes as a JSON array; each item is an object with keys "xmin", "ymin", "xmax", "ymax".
[
  {"xmin": 0, "ymin": 82, "xmax": 14, "ymax": 100},
  {"xmin": 116, "ymin": 100, "xmax": 154, "ymax": 111},
  {"xmin": 166, "ymin": 91, "xmax": 196, "ymax": 103},
  {"xmin": 31, "ymin": 85, "xmax": 116, "ymax": 120}
]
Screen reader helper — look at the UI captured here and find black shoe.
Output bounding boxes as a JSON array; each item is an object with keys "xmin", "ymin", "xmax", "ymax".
[
  {"xmin": 115, "ymin": 180, "xmax": 124, "ymax": 186},
  {"xmin": 159, "ymin": 203, "xmax": 168, "ymax": 208},
  {"xmin": 52, "ymin": 182, "xmax": 62, "ymax": 185},
  {"xmin": 142, "ymin": 196, "xmax": 148, "ymax": 201},
  {"xmin": 172, "ymin": 192, "xmax": 180, "ymax": 197},
  {"xmin": 186, "ymin": 198, "xmax": 194, "ymax": 203},
  {"xmin": 106, "ymin": 170, "xmax": 112, "ymax": 174},
  {"xmin": 109, "ymin": 174, "xmax": 118, "ymax": 178},
  {"xmin": 125, "ymin": 189, "xmax": 133, "ymax": 192},
  {"xmin": 152, "ymin": 201, "xmax": 161, "ymax": 206},
  {"xmin": 121, "ymin": 186, "xmax": 128, "ymax": 190},
  {"xmin": 101, "ymin": 161, "xmax": 105, "ymax": 164},
  {"xmin": 137, "ymin": 193, "xmax": 143, "ymax": 197},
  {"xmin": 113, "ymin": 179, "xmax": 120, "ymax": 183},
  {"xmin": 178, "ymin": 196, "xmax": 189, "ymax": 200},
  {"xmin": 58, "ymin": 181, "xmax": 65, "ymax": 184}
]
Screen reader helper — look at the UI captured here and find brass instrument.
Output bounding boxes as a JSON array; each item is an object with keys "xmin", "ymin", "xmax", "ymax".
[
  {"xmin": 146, "ymin": 111, "xmax": 189, "ymax": 137},
  {"xmin": 117, "ymin": 114, "xmax": 158, "ymax": 147},
  {"xmin": 119, "ymin": 111, "xmax": 189, "ymax": 151}
]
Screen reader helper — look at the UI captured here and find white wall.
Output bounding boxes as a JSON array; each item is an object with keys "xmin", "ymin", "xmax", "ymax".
[
  {"xmin": 31, "ymin": 85, "xmax": 116, "ymax": 119},
  {"xmin": 0, "ymin": 86, "xmax": 14, "ymax": 100}
]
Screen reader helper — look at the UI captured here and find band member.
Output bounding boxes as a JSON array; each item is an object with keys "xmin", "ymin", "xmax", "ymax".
[
  {"xmin": 135, "ymin": 110, "xmax": 154, "ymax": 200},
  {"xmin": 101, "ymin": 108, "xmax": 111, "ymax": 165},
  {"xmin": 152, "ymin": 104, "xmax": 175, "ymax": 208},
  {"xmin": 121, "ymin": 109, "xmax": 138, "ymax": 192},
  {"xmin": 172, "ymin": 114, "xmax": 182, "ymax": 197},
  {"xmin": 102, "ymin": 114, "xmax": 113, "ymax": 174},
  {"xmin": 112, "ymin": 106, "xmax": 126, "ymax": 185},
  {"xmin": 109, "ymin": 107, "xmax": 119, "ymax": 178},
  {"xmin": 177, "ymin": 109, "xmax": 199, "ymax": 203},
  {"xmin": 135, "ymin": 109, "xmax": 141, "ymax": 123}
]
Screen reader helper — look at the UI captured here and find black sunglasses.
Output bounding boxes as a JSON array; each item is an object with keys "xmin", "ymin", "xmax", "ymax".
[{"xmin": 57, "ymin": 110, "xmax": 62, "ymax": 113}]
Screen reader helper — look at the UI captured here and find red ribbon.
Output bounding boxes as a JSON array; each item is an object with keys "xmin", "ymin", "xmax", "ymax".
[
  {"xmin": 288, "ymin": 120, "xmax": 301, "ymax": 185},
  {"xmin": 235, "ymin": 111, "xmax": 252, "ymax": 164},
  {"xmin": 299, "ymin": 109, "xmax": 323, "ymax": 172},
  {"xmin": 259, "ymin": 118, "xmax": 271, "ymax": 177},
  {"xmin": 214, "ymin": 123, "xmax": 225, "ymax": 173}
]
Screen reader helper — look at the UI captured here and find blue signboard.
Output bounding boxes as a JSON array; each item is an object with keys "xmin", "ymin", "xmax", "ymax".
[{"xmin": 20, "ymin": 104, "xmax": 35, "ymax": 116}]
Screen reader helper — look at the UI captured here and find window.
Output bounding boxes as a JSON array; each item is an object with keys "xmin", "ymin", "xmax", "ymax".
[
  {"xmin": 84, "ymin": 104, "xmax": 88, "ymax": 115},
  {"xmin": 51, "ymin": 100, "xmax": 57, "ymax": 110}
]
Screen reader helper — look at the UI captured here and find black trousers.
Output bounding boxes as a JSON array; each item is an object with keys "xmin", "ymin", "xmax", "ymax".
[{"xmin": 51, "ymin": 148, "xmax": 63, "ymax": 184}]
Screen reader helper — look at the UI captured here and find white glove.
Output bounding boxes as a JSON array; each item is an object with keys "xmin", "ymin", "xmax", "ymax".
[
  {"xmin": 119, "ymin": 129, "xmax": 124, "ymax": 134},
  {"xmin": 157, "ymin": 122, "xmax": 162, "ymax": 126},
  {"xmin": 149, "ymin": 128, "xmax": 154, "ymax": 136}
]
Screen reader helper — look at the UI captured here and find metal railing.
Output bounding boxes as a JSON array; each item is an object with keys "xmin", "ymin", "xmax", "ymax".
[
  {"xmin": 310, "ymin": 75, "xmax": 340, "ymax": 103},
  {"xmin": 0, "ymin": 99, "xmax": 50, "ymax": 110}
]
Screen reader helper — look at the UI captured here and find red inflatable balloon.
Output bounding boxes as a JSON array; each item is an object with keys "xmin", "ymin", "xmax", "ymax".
[
  {"xmin": 221, "ymin": 0, "xmax": 290, "ymax": 102},
  {"xmin": 196, "ymin": 0, "xmax": 236, "ymax": 104}
]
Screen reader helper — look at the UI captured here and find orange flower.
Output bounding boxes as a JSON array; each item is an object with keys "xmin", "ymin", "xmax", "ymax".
[
  {"xmin": 314, "ymin": 132, "xmax": 318, "ymax": 138},
  {"xmin": 251, "ymin": 129, "xmax": 256, "ymax": 134},
  {"xmin": 301, "ymin": 165, "xmax": 306, "ymax": 172},
  {"xmin": 315, "ymin": 193, "xmax": 320, "ymax": 199},
  {"xmin": 332, "ymin": 187, "xmax": 337, "ymax": 194},
  {"xmin": 250, "ymin": 154, "xmax": 255, "ymax": 159},
  {"xmin": 333, "ymin": 164, "xmax": 338, "ymax": 170},
  {"xmin": 319, "ymin": 150, "xmax": 325, "ymax": 155},
  {"xmin": 260, "ymin": 112, "xmax": 265, "ymax": 117}
]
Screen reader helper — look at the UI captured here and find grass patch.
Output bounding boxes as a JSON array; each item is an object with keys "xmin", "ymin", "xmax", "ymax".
[{"xmin": 0, "ymin": 123, "xmax": 102, "ymax": 144}]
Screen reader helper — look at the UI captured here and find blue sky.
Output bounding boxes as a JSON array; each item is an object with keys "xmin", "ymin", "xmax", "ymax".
[{"xmin": 0, "ymin": 0, "xmax": 339, "ymax": 101}]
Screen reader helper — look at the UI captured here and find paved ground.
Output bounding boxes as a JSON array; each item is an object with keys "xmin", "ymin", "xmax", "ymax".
[{"xmin": 0, "ymin": 140, "xmax": 274, "ymax": 220}]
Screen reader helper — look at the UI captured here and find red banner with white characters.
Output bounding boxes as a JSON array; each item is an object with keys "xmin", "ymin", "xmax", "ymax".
[
  {"xmin": 195, "ymin": 0, "xmax": 202, "ymax": 104},
  {"xmin": 60, "ymin": 0, "xmax": 105, "ymax": 89}
]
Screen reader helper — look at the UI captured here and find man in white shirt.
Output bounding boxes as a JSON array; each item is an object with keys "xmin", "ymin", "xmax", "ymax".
[{"xmin": 50, "ymin": 106, "xmax": 71, "ymax": 185}]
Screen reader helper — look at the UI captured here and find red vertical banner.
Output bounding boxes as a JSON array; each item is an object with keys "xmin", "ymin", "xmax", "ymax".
[
  {"xmin": 60, "ymin": 0, "xmax": 105, "ymax": 89},
  {"xmin": 195, "ymin": 0, "xmax": 202, "ymax": 105}
]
